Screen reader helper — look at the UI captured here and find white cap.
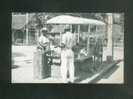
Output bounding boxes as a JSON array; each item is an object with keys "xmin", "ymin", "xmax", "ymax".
[{"xmin": 41, "ymin": 27, "xmax": 48, "ymax": 32}]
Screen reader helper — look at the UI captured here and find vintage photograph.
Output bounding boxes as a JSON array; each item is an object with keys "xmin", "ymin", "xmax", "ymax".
[{"xmin": 11, "ymin": 13, "xmax": 124, "ymax": 83}]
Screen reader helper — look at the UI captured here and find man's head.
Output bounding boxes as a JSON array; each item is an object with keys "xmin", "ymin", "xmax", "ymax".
[{"xmin": 41, "ymin": 27, "xmax": 48, "ymax": 36}]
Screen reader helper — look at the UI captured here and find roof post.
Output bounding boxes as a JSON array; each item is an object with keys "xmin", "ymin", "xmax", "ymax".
[{"xmin": 78, "ymin": 25, "xmax": 80, "ymax": 43}]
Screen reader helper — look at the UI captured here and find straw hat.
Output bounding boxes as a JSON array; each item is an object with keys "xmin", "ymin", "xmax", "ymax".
[{"xmin": 41, "ymin": 27, "xmax": 48, "ymax": 33}]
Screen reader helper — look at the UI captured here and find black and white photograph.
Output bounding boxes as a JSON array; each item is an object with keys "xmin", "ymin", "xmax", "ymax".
[{"xmin": 11, "ymin": 13, "xmax": 124, "ymax": 83}]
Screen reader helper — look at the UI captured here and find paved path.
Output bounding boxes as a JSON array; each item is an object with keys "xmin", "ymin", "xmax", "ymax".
[
  {"xmin": 97, "ymin": 61, "xmax": 124, "ymax": 84},
  {"xmin": 97, "ymin": 47, "xmax": 124, "ymax": 84}
]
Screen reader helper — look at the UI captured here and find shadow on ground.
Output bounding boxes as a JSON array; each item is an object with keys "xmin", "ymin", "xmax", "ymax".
[
  {"xmin": 74, "ymin": 61, "xmax": 104, "ymax": 82},
  {"xmin": 91, "ymin": 64, "xmax": 119, "ymax": 83},
  {"xmin": 12, "ymin": 65, "xmax": 20, "ymax": 69},
  {"xmin": 74, "ymin": 60, "xmax": 120, "ymax": 83},
  {"xmin": 103, "ymin": 65, "xmax": 119, "ymax": 78},
  {"xmin": 75, "ymin": 70, "xmax": 94, "ymax": 82},
  {"xmin": 12, "ymin": 52, "xmax": 26, "ymax": 57}
]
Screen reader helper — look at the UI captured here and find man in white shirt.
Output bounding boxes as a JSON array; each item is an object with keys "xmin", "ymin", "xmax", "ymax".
[
  {"xmin": 61, "ymin": 27, "xmax": 75, "ymax": 83},
  {"xmin": 36, "ymin": 27, "xmax": 51, "ymax": 78},
  {"xmin": 38, "ymin": 28, "xmax": 50, "ymax": 51}
]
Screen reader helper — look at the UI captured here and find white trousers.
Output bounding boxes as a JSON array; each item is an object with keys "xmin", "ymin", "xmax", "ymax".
[{"xmin": 61, "ymin": 49, "xmax": 75, "ymax": 83}]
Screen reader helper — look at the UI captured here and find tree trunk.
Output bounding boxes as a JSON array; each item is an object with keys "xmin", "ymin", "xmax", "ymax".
[{"xmin": 106, "ymin": 13, "xmax": 113, "ymax": 61}]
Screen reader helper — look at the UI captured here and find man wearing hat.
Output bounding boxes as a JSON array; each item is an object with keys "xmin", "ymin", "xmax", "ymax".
[
  {"xmin": 60, "ymin": 26, "xmax": 75, "ymax": 83},
  {"xmin": 38, "ymin": 27, "xmax": 50, "ymax": 51},
  {"xmin": 36, "ymin": 27, "xmax": 50, "ymax": 78}
]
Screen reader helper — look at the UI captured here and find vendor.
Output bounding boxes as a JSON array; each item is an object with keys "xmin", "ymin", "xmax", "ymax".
[{"xmin": 37, "ymin": 27, "xmax": 50, "ymax": 51}]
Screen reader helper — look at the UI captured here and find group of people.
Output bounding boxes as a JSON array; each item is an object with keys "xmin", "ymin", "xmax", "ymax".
[{"xmin": 38, "ymin": 26, "xmax": 75, "ymax": 83}]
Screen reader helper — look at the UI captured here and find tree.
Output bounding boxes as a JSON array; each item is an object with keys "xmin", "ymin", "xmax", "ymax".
[{"xmin": 106, "ymin": 13, "xmax": 113, "ymax": 61}]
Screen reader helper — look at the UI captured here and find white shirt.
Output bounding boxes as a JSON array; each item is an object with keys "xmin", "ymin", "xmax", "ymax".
[
  {"xmin": 38, "ymin": 35, "xmax": 49, "ymax": 44},
  {"xmin": 61, "ymin": 32, "xmax": 75, "ymax": 49}
]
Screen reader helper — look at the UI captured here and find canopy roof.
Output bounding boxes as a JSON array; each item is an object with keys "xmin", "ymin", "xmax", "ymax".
[
  {"xmin": 47, "ymin": 15, "xmax": 105, "ymax": 25},
  {"xmin": 50, "ymin": 25, "xmax": 66, "ymax": 33}
]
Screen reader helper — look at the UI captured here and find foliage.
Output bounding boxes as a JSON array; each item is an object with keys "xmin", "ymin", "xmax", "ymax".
[
  {"xmin": 28, "ymin": 12, "xmax": 124, "ymax": 30},
  {"xmin": 28, "ymin": 13, "xmax": 124, "ymax": 44}
]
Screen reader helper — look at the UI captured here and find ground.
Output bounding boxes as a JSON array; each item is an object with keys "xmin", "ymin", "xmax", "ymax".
[
  {"xmin": 98, "ymin": 47, "xmax": 124, "ymax": 83},
  {"xmin": 11, "ymin": 45, "xmax": 124, "ymax": 83},
  {"xmin": 98, "ymin": 61, "xmax": 124, "ymax": 83}
]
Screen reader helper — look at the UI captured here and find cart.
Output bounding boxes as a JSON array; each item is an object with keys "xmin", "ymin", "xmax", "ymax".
[{"xmin": 46, "ymin": 15, "xmax": 106, "ymax": 75}]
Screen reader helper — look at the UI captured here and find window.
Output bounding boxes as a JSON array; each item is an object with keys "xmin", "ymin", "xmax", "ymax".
[{"xmin": 90, "ymin": 25, "xmax": 96, "ymax": 33}]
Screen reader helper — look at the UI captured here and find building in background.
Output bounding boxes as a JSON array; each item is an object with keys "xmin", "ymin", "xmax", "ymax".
[{"xmin": 12, "ymin": 13, "xmax": 37, "ymax": 45}]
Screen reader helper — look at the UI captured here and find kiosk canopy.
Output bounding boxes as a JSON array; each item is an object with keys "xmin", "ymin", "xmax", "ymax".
[{"xmin": 47, "ymin": 15, "xmax": 105, "ymax": 25}]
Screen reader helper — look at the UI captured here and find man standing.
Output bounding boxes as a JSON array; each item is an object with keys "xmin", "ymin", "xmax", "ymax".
[
  {"xmin": 60, "ymin": 26, "xmax": 75, "ymax": 83},
  {"xmin": 38, "ymin": 27, "xmax": 50, "ymax": 51},
  {"xmin": 36, "ymin": 27, "xmax": 50, "ymax": 78}
]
